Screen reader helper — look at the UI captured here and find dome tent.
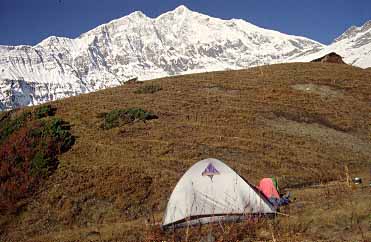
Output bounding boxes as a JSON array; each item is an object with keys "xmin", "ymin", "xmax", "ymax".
[{"xmin": 162, "ymin": 158, "xmax": 276, "ymax": 229}]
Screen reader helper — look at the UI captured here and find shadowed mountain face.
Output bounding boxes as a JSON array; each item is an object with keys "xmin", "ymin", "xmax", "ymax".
[{"xmin": 1, "ymin": 63, "xmax": 370, "ymax": 241}]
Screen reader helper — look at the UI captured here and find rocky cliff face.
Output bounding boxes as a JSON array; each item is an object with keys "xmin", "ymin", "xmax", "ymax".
[{"xmin": 1, "ymin": 5, "xmax": 370, "ymax": 111}]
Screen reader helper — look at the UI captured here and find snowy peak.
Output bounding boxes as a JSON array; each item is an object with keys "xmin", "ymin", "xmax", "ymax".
[
  {"xmin": 360, "ymin": 20, "xmax": 371, "ymax": 32},
  {"xmin": 173, "ymin": 5, "xmax": 191, "ymax": 14},
  {"xmin": 334, "ymin": 20, "xmax": 371, "ymax": 43},
  {"xmin": 127, "ymin": 10, "xmax": 148, "ymax": 19},
  {"xmin": 161, "ymin": 5, "xmax": 195, "ymax": 18},
  {"xmin": 293, "ymin": 19, "xmax": 371, "ymax": 68},
  {"xmin": 156, "ymin": 5, "xmax": 199, "ymax": 22},
  {"xmin": 0, "ymin": 6, "xmax": 370, "ymax": 111}
]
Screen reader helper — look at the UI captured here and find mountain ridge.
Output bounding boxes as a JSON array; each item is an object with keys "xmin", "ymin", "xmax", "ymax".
[
  {"xmin": 0, "ymin": 5, "xmax": 370, "ymax": 111},
  {"xmin": 295, "ymin": 20, "xmax": 371, "ymax": 66}
]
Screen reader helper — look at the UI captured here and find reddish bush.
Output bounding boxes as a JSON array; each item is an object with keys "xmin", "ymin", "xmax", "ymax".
[{"xmin": 0, "ymin": 108, "xmax": 74, "ymax": 214}]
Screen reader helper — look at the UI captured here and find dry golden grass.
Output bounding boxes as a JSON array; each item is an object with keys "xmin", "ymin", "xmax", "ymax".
[{"xmin": 1, "ymin": 63, "xmax": 371, "ymax": 241}]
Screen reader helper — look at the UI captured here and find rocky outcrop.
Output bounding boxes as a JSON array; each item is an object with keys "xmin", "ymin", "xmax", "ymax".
[{"xmin": 311, "ymin": 52, "xmax": 346, "ymax": 64}]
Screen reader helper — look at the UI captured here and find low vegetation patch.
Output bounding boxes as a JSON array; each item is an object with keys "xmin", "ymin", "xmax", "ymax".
[
  {"xmin": 33, "ymin": 104, "xmax": 56, "ymax": 119},
  {"xmin": 100, "ymin": 108, "xmax": 158, "ymax": 129},
  {"xmin": 0, "ymin": 105, "xmax": 74, "ymax": 214},
  {"xmin": 134, "ymin": 83, "xmax": 162, "ymax": 94},
  {"xmin": 0, "ymin": 110, "xmax": 31, "ymax": 143}
]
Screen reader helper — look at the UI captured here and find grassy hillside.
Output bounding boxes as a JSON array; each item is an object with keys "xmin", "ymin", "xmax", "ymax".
[{"xmin": 1, "ymin": 63, "xmax": 371, "ymax": 242}]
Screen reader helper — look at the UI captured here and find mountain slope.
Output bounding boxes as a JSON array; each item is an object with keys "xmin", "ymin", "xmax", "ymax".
[
  {"xmin": 293, "ymin": 21, "xmax": 371, "ymax": 67},
  {"xmin": 1, "ymin": 63, "xmax": 370, "ymax": 241},
  {"xmin": 0, "ymin": 5, "xmax": 323, "ymax": 111}
]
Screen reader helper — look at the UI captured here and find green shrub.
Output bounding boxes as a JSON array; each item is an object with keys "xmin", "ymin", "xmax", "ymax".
[
  {"xmin": 125, "ymin": 108, "xmax": 158, "ymax": 121},
  {"xmin": 101, "ymin": 108, "xmax": 158, "ymax": 129},
  {"xmin": 103, "ymin": 109, "xmax": 126, "ymax": 129},
  {"xmin": 0, "ymin": 105, "xmax": 57, "ymax": 143},
  {"xmin": 0, "ymin": 111, "xmax": 31, "ymax": 143},
  {"xmin": 31, "ymin": 152, "xmax": 52, "ymax": 177},
  {"xmin": 134, "ymin": 84, "xmax": 162, "ymax": 94},
  {"xmin": 43, "ymin": 118, "xmax": 75, "ymax": 152},
  {"xmin": 34, "ymin": 105, "xmax": 56, "ymax": 119}
]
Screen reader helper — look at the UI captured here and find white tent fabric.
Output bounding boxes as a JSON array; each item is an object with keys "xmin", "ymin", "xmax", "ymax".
[{"xmin": 163, "ymin": 158, "xmax": 275, "ymax": 228}]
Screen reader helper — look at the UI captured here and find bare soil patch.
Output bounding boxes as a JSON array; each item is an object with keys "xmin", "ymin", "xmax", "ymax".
[
  {"xmin": 265, "ymin": 116, "xmax": 371, "ymax": 156},
  {"xmin": 291, "ymin": 83, "xmax": 344, "ymax": 99}
]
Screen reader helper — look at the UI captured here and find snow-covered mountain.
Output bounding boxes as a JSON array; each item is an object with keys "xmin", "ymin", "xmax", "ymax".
[
  {"xmin": 0, "ymin": 5, "xmax": 369, "ymax": 110},
  {"xmin": 293, "ymin": 20, "xmax": 371, "ymax": 67}
]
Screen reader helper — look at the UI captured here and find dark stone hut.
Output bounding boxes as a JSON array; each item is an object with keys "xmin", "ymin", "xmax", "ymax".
[{"xmin": 311, "ymin": 52, "xmax": 346, "ymax": 64}]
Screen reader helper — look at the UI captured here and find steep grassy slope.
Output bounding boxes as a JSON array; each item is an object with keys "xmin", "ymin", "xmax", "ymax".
[{"xmin": 1, "ymin": 63, "xmax": 371, "ymax": 241}]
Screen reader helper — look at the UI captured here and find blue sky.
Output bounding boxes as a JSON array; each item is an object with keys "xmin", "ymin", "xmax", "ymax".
[{"xmin": 1, "ymin": 0, "xmax": 370, "ymax": 46}]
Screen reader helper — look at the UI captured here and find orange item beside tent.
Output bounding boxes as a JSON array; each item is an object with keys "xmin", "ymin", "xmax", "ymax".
[{"xmin": 257, "ymin": 178, "xmax": 280, "ymax": 199}]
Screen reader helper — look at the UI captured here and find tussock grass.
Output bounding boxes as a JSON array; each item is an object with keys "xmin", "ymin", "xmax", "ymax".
[
  {"xmin": 134, "ymin": 83, "xmax": 162, "ymax": 94},
  {"xmin": 99, "ymin": 108, "xmax": 158, "ymax": 129}
]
